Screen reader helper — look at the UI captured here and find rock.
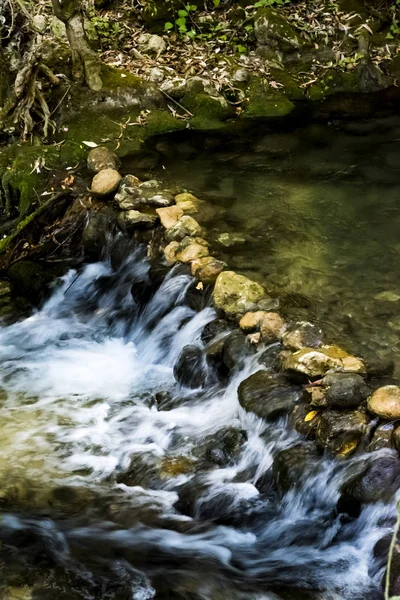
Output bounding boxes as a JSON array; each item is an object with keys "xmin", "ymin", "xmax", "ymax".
[
  {"xmin": 290, "ymin": 402, "xmax": 321, "ymax": 438},
  {"xmin": 201, "ymin": 318, "xmax": 232, "ymax": 344},
  {"xmin": 166, "ymin": 215, "xmax": 203, "ymax": 242},
  {"xmin": 175, "ymin": 192, "xmax": 215, "ymax": 222},
  {"xmin": 118, "ymin": 210, "xmax": 157, "ymax": 229},
  {"xmin": 368, "ymin": 424, "xmax": 394, "ymax": 452},
  {"xmin": 368, "ymin": 385, "xmax": 400, "ymax": 420},
  {"xmin": 273, "ymin": 442, "xmax": 319, "ymax": 494},
  {"xmin": 2, "ymin": 586, "xmax": 33, "ymax": 600},
  {"xmin": 233, "ymin": 68, "xmax": 250, "ymax": 83},
  {"xmin": 239, "ymin": 311, "xmax": 266, "ymax": 332},
  {"xmin": 149, "ymin": 67, "xmax": 165, "ymax": 83},
  {"xmin": 323, "ymin": 373, "xmax": 369, "ymax": 409},
  {"xmin": 160, "ymin": 77, "xmax": 188, "ymax": 99},
  {"xmin": 175, "ymin": 237, "xmax": 209, "ymax": 263},
  {"xmin": 216, "ymin": 232, "xmax": 247, "ymax": 248},
  {"xmin": 8, "ymin": 261, "xmax": 52, "ymax": 306},
  {"xmin": 254, "ymin": 8, "xmax": 304, "ymax": 52},
  {"xmin": 33, "ymin": 14, "xmax": 47, "ymax": 32},
  {"xmin": 138, "ymin": 33, "xmax": 166, "ymax": 57},
  {"xmin": 164, "ymin": 241, "xmax": 180, "ymax": 264},
  {"xmin": 315, "ymin": 410, "xmax": 368, "ymax": 456},
  {"xmin": 82, "ymin": 209, "xmax": 114, "ymax": 259},
  {"xmin": 87, "ymin": 146, "xmax": 120, "ymax": 173},
  {"xmin": 340, "ymin": 452, "xmax": 400, "ymax": 505},
  {"xmin": 238, "ymin": 370, "xmax": 299, "ymax": 421},
  {"xmin": 191, "ymin": 256, "xmax": 226, "ymax": 284},
  {"xmin": 174, "ymin": 345, "xmax": 208, "ymax": 388},
  {"xmin": 213, "ymin": 271, "xmax": 278, "ymax": 319},
  {"xmin": 260, "ymin": 312, "xmax": 286, "ymax": 343},
  {"xmin": 195, "ymin": 427, "xmax": 247, "ymax": 467},
  {"xmin": 248, "ymin": 332, "xmax": 261, "ymax": 345},
  {"xmin": 222, "ymin": 331, "xmax": 255, "ymax": 371},
  {"xmin": 304, "ymin": 385, "xmax": 328, "ymax": 409},
  {"xmin": 91, "ymin": 168, "xmax": 121, "ymax": 196},
  {"xmin": 282, "ymin": 322, "xmax": 323, "ymax": 350},
  {"xmin": 281, "ymin": 346, "xmax": 366, "ymax": 380},
  {"xmin": 156, "ymin": 205, "xmax": 184, "ymax": 229}
]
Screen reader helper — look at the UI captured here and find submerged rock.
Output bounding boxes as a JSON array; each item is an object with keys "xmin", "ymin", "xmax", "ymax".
[
  {"xmin": 118, "ymin": 210, "xmax": 157, "ymax": 229},
  {"xmin": 87, "ymin": 146, "xmax": 120, "ymax": 173},
  {"xmin": 213, "ymin": 271, "xmax": 278, "ymax": 318},
  {"xmin": 174, "ymin": 345, "xmax": 208, "ymax": 388},
  {"xmin": 323, "ymin": 372, "xmax": 369, "ymax": 409},
  {"xmin": 282, "ymin": 322, "xmax": 323, "ymax": 351},
  {"xmin": 91, "ymin": 168, "xmax": 121, "ymax": 196},
  {"xmin": 281, "ymin": 346, "xmax": 365, "ymax": 380},
  {"xmin": 222, "ymin": 331, "xmax": 255, "ymax": 371},
  {"xmin": 238, "ymin": 370, "xmax": 299, "ymax": 421},
  {"xmin": 315, "ymin": 409, "xmax": 367, "ymax": 456},
  {"xmin": 367, "ymin": 385, "xmax": 400, "ymax": 420},
  {"xmin": 216, "ymin": 232, "xmax": 247, "ymax": 248},
  {"xmin": 273, "ymin": 442, "xmax": 319, "ymax": 494}
]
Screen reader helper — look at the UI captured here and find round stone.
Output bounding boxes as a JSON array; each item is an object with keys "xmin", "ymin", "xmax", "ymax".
[
  {"xmin": 91, "ymin": 168, "xmax": 121, "ymax": 196},
  {"xmin": 368, "ymin": 385, "xmax": 400, "ymax": 420}
]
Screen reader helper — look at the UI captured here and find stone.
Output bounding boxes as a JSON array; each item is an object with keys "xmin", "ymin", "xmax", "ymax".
[
  {"xmin": 254, "ymin": 7, "xmax": 304, "ymax": 51},
  {"xmin": 160, "ymin": 77, "xmax": 188, "ymax": 99},
  {"xmin": 238, "ymin": 370, "xmax": 299, "ymax": 421},
  {"xmin": 149, "ymin": 67, "xmax": 165, "ymax": 83},
  {"xmin": 290, "ymin": 402, "xmax": 321, "ymax": 438},
  {"xmin": 175, "ymin": 238, "xmax": 209, "ymax": 263},
  {"xmin": 164, "ymin": 241, "xmax": 180, "ymax": 264},
  {"xmin": 281, "ymin": 346, "xmax": 366, "ymax": 380},
  {"xmin": 8, "ymin": 261, "xmax": 52, "ymax": 306},
  {"xmin": 166, "ymin": 215, "xmax": 203, "ymax": 242},
  {"xmin": 315, "ymin": 410, "xmax": 368, "ymax": 456},
  {"xmin": 174, "ymin": 345, "xmax": 208, "ymax": 388},
  {"xmin": 222, "ymin": 331, "xmax": 255, "ymax": 371},
  {"xmin": 201, "ymin": 318, "xmax": 232, "ymax": 344},
  {"xmin": 368, "ymin": 424, "xmax": 394, "ymax": 452},
  {"xmin": 91, "ymin": 168, "xmax": 121, "ymax": 196},
  {"xmin": 273, "ymin": 442, "xmax": 319, "ymax": 495},
  {"xmin": 304, "ymin": 385, "xmax": 328, "ymax": 409},
  {"xmin": 282, "ymin": 321, "xmax": 323, "ymax": 350},
  {"xmin": 340, "ymin": 453, "xmax": 400, "ymax": 505},
  {"xmin": 156, "ymin": 205, "xmax": 184, "ymax": 229},
  {"xmin": 260, "ymin": 312, "xmax": 286, "ymax": 343},
  {"xmin": 87, "ymin": 146, "xmax": 120, "ymax": 173},
  {"xmin": 175, "ymin": 193, "xmax": 215, "ymax": 223},
  {"xmin": 323, "ymin": 372, "xmax": 369, "ymax": 409},
  {"xmin": 216, "ymin": 232, "xmax": 247, "ymax": 248},
  {"xmin": 33, "ymin": 14, "xmax": 47, "ymax": 32},
  {"xmin": 239, "ymin": 311, "xmax": 267, "ymax": 332},
  {"xmin": 118, "ymin": 210, "xmax": 157, "ymax": 228},
  {"xmin": 248, "ymin": 332, "xmax": 261, "ymax": 345},
  {"xmin": 138, "ymin": 33, "xmax": 166, "ymax": 57},
  {"xmin": 191, "ymin": 256, "xmax": 226, "ymax": 284},
  {"xmin": 213, "ymin": 271, "xmax": 278, "ymax": 319},
  {"xmin": 368, "ymin": 385, "xmax": 400, "ymax": 420}
]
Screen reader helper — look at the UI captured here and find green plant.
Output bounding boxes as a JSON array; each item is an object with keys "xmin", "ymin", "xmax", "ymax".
[
  {"xmin": 253, "ymin": 0, "xmax": 290, "ymax": 7},
  {"xmin": 165, "ymin": 4, "xmax": 198, "ymax": 34},
  {"xmin": 387, "ymin": 1, "xmax": 400, "ymax": 39},
  {"xmin": 90, "ymin": 14, "xmax": 122, "ymax": 47}
]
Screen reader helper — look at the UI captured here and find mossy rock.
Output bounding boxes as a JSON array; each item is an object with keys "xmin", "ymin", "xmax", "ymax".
[
  {"xmin": 242, "ymin": 78, "xmax": 295, "ymax": 119},
  {"xmin": 269, "ymin": 67, "xmax": 305, "ymax": 101},
  {"xmin": 254, "ymin": 7, "xmax": 304, "ymax": 52},
  {"xmin": 8, "ymin": 260, "xmax": 53, "ymax": 306},
  {"xmin": 181, "ymin": 91, "xmax": 234, "ymax": 130},
  {"xmin": 308, "ymin": 64, "xmax": 390, "ymax": 102}
]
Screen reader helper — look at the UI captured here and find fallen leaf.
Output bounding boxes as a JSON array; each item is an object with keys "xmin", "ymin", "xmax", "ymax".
[
  {"xmin": 304, "ymin": 410, "xmax": 319, "ymax": 422},
  {"xmin": 82, "ymin": 141, "xmax": 98, "ymax": 148}
]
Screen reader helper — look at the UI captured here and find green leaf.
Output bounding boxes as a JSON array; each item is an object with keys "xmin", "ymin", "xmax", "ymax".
[
  {"xmin": 236, "ymin": 44, "xmax": 247, "ymax": 53},
  {"xmin": 164, "ymin": 21, "xmax": 174, "ymax": 30},
  {"xmin": 187, "ymin": 29, "xmax": 196, "ymax": 39},
  {"xmin": 178, "ymin": 9, "xmax": 188, "ymax": 17},
  {"xmin": 213, "ymin": 0, "xmax": 221, "ymax": 6}
]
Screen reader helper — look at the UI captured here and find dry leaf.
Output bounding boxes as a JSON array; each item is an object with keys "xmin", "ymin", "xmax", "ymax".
[
  {"xmin": 82, "ymin": 141, "xmax": 98, "ymax": 148},
  {"xmin": 304, "ymin": 410, "xmax": 319, "ymax": 422}
]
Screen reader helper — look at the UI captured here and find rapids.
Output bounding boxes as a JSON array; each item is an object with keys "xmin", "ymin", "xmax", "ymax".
[{"xmin": 0, "ymin": 237, "xmax": 395, "ymax": 600}]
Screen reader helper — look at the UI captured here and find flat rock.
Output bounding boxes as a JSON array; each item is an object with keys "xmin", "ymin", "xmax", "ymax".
[
  {"xmin": 238, "ymin": 369, "xmax": 299, "ymax": 421},
  {"xmin": 368, "ymin": 385, "xmax": 400, "ymax": 419},
  {"xmin": 281, "ymin": 345, "xmax": 365, "ymax": 380},
  {"xmin": 91, "ymin": 168, "xmax": 121, "ymax": 196},
  {"xmin": 157, "ymin": 205, "xmax": 184, "ymax": 229},
  {"xmin": 282, "ymin": 321, "xmax": 323, "ymax": 350},
  {"xmin": 315, "ymin": 409, "xmax": 367, "ymax": 456},
  {"xmin": 214, "ymin": 271, "xmax": 278, "ymax": 318},
  {"xmin": 166, "ymin": 215, "xmax": 203, "ymax": 242},
  {"xmin": 118, "ymin": 210, "xmax": 157, "ymax": 228}
]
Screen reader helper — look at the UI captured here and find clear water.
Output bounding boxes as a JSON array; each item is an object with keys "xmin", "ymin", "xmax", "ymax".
[
  {"xmin": 148, "ymin": 116, "xmax": 400, "ymax": 375},
  {"xmin": 0, "ymin": 239, "xmax": 395, "ymax": 599}
]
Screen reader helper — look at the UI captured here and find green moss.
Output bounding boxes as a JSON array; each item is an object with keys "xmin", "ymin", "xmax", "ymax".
[
  {"xmin": 308, "ymin": 69, "xmax": 360, "ymax": 100},
  {"xmin": 100, "ymin": 65, "xmax": 144, "ymax": 91},
  {"xmin": 269, "ymin": 68, "xmax": 305, "ymax": 101},
  {"xmin": 179, "ymin": 91, "xmax": 233, "ymax": 130},
  {"xmin": 243, "ymin": 78, "xmax": 295, "ymax": 119}
]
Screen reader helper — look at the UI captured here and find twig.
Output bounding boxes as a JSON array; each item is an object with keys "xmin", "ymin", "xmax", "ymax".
[{"xmin": 160, "ymin": 89, "xmax": 194, "ymax": 117}]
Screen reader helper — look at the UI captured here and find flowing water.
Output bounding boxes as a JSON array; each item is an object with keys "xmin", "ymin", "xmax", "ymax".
[
  {"xmin": 0, "ymin": 236, "xmax": 396, "ymax": 599},
  {"xmin": 147, "ymin": 116, "xmax": 400, "ymax": 376}
]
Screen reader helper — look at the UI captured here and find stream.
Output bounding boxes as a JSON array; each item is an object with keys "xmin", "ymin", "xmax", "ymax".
[{"xmin": 0, "ymin": 233, "xmax": 395, "ymax": 599}]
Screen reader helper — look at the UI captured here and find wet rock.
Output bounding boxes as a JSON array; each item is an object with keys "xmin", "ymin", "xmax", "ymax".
[
  {"xmin": 273, "ymin": 442, "xmax": 319, "ymax": 495},
  {"xmin": 175, "ymin": 193, "xmax": 215, "ymax": 222},
  {"xmin": 191, "ymin": 256, "xmax": 226, "ymax": 285},
  {"xmin": 8, "ymin": 261, "xmax": 52, "ymax": 306},
  {"xmin": 393, "ymin": 426, "xmax": 400, "ymax": 453},
  {"xmin": 2, "ymin": 586, "xmax": 33, "ymax": 600},
  {"xmin": 184, "ymin": 279, "xmax": 213, "ymax": 312},
  {"xmin": 117, "ymin": 452, "xmax": 161, "ymax": 488},
  {"xmin": 366, "ymin": 357, "xmax": 395, "ymax": 378},
  {"xmin": 166, "ymin": 215, "xmax": 203, "ymax": 242},
  {"xmin": 239, "ymin": 311, "xmax": 266, "ymax": 332},
  {"xmin": 175, "ymin": 237, "xmax": 209, "ymax": 263},
  {"xmin": 201, "ymin": 318, "xmax": 232, "ymax": 344},
  {"xmin": 216, "ymin": 232, "xmax": 247, "ymax": 248},
  {"xmin": 260, "ymin": 312, "xmax": 286, "ymax": 343},
  {"xmin": 340, "ymin": 452, "xmax": 400, "ymax": 506},
  {"xmin": 282, "ymin": 322, "xmax": 323, "ymax": 350},
  {"xmin": 281, "ymin": 346, "xmax": 366, "ymax": 380},
  {"xmin": 173, "ymin": 345, "xmax": 208, "ymax": 388},
  {"xmin": 367, "ymin": 385, "xmax": 400, "ymax": 420},
  {"xmin": 213, "ymin": 271, "xmax": 278, "ymax": 319},
  {"xmin": 160, "ymin": 456, "xmax": 195, "ymax": 477},
  {"xmin": 254, "ymin": 8, "xmax": 304, "ymax": 52},
  {"xmin": 82, "ymin": 209, "xmax": 115, "ymax": 259},
  {"xmin": 368, "ymin": 424, "xmax": 394, "ymax": 452},
  {"xmin": 118, "ymin": 210, "xmax": 157, "ymax": 229},
  {"xmin": 222, "ymin": 331, "xmax": 255, "ymax": 371},
  {"xmin": 156, "ymin": 205, "xmax": 184, "ymax": 229},
  {"xmin": 87, "ymin": 146, "xmax": 120, "ymax": 173},
  {"xmin": 238, "ymin": 370, "xmax": 299, "ymax": 421},
  {"xmin": 196, "ymin": 427, "xmax": 247, "ymax": 467},
  {"xmin": 315, "ymin": 410, "xmax": 367, "ymax": 456},
  {"xmin": 323, "ymin": 372, "xmax": 369, "ymax": 409},
  {"xmin": 290, "ymin": 402, "xmax": 321, "ymax": 438},
  {"xmin": 305, "ymin": 385, "xmax": 328, "ymax": 409},
  {"xmin": 164, "ymin": 241, "xmax": 179, "ymax": 264},
  {"xmin": 91, "ymin": 168, "xmax": 121, "ymax": 196},
  {"xmin": 248, "ymin": 332, "xmax": 261, "ymax": 345},
  {"xmin": 115, "ymin": 179, "xmax": 172, "ymax": 211}
]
